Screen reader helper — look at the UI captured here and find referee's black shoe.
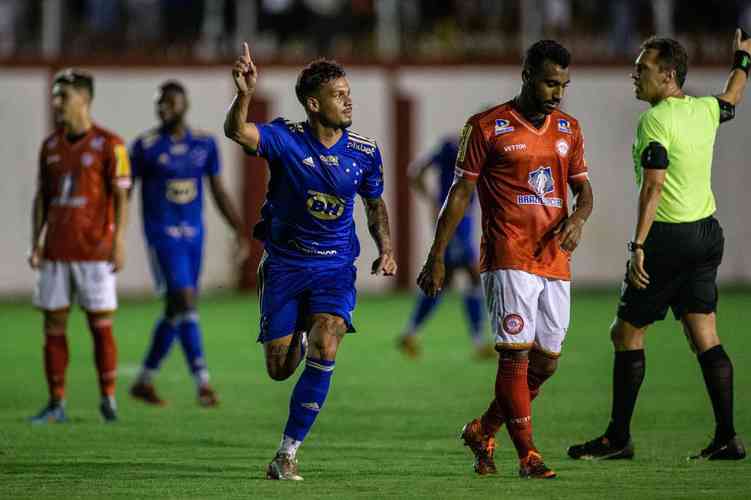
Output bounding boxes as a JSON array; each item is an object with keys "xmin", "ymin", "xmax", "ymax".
[
  {"xmin": 567, "ymin": 435, "xmax": 634, "ymax": 460},
  {"xmin": 689, "ymin": 435, "xmax": 746, "ymax": 461}
]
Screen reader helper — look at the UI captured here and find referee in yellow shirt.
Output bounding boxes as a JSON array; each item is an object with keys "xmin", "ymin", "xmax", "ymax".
[{"xmin": 569, "ymin": 30, "xmax": 751, "ymax": 461}]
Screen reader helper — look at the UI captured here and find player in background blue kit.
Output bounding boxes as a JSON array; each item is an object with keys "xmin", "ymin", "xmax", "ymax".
[
  {"xmin": 225, "ymin": 43, "xmax": 397, "ymax": 480},
  {"xmin": 397, "ymin": 137, "xmax": 494, "ymax": 360},
  {"xmin": 129, "ymin": 81, "xmax": 247, "ymax": 407}
]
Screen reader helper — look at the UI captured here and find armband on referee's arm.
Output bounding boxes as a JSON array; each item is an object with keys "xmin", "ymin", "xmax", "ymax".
[
  {"xmin": 640, "ymin": 142, "xmax": 669, "ymax": 170},
  {"xmin": 732, "ymin": 50, "xmax": 751, "ymax": 76},
  {"xmin": 716, "ymin": 97, "xmax": 736, "ymax": 123}
]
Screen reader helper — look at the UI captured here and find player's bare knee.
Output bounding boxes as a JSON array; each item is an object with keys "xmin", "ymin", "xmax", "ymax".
[
  {"xmin": 44, "ymin": 310, "xmax": 69, "ymax": 333},
  {"xmin": 264, "ymin": 339, "xmax": 294, "ymax": 380},
  {"xmin": 530, "ymin": 350, "xmax": 558, "ymax": 378},
  {"xmin": 611, "ymin": 319, "xmax": 645, "ymax": 351},
  {"xmin": 308, "ymin": 334, "xmax": 340, "ymax": 360},
  {"xmin": 168, "ymin": 289, "xmax": 195, "ymax": 315},
  {"xmin": 497, "ymin": 348, "xmax": 529, "ymax": 360},
  {"xmin": 266, "ymin": 361, "xmax": 293, "ymax": 381}
]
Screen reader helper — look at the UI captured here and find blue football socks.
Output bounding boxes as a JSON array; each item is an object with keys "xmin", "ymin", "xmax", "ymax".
[
  {"xmin": 178, "ymin": 311, "xmax": 209, "ymax": 387},
  {"xmin": 143, "ymin": 317, "xmax": 179, "ymax": 372},
  {"xmin": 405, "ymin": 292, "xmax": 441, "ymax": 336},
  {"xmin": 282, "ymin": 357, "xmax": 335, "ymax": 447}
]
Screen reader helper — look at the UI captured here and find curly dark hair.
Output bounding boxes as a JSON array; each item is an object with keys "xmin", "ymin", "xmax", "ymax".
[
  {"xmin": 523, "ymin": 40, "xmax": 571, "ymax": 76},
  {"xmin": 640, "ymin": 36, "xmax": 688, "ymax": 88},
  {"xmin": 53, "ymin": 68, "xmax": 94, "ymax": 98},
  {"xmin": 295, "ymin": 58, "xmax": 346, "ymax": 106},
  {"xmin": 158, "ymin": 79, "xmax": 187, "ymax": 97}
]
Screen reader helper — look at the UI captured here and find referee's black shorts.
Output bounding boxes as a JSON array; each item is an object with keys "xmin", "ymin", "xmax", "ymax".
[{"xmin": 617, "ymin": 216, "xmax": 724, "ymax": 328}]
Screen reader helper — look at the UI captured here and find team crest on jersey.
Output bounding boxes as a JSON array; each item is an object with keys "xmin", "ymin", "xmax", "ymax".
[
  {"xmin": 306, "ymin": 190, "xmax": 345, "ymax": 220},
  {"xmin": 517, "ymin": 166, "xmax": 563, "ymax": 208},
  {"xmin": 555, "ymin": 139, "xmax": 569, "ymax": 157},
  {"xmin": 557, "ymin": 119, "xmax": 572, "ymax": 134},
  {"xmin": 190, "ymin": 147, "xmax": 208, "ymax": 166},
  {"xmin": 159, "ymin": 153, "xmax": 170, "ymax": 165},
  {"xmin": 90, "ymin": 136, "xmax": 104, "ymax": 151},
  {"xmin": 494, "ymin": 119, "xmax": 514, "ymax": 135},
  {"xmin": 166, "ymin": 179, "xmax": 197, "ymax": 204},
  {"xmin": 502, "ymin": 313, "xmax": 525, "ymax": 335},
  {"xmin": 81, "ymin": 152, "xmax": 94, "ymax": 167}
]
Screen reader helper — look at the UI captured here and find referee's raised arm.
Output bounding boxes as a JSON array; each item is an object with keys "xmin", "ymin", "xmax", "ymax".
[{"xmin": 716, "ymin": 29, "xmax": 751, "ymax": 108}]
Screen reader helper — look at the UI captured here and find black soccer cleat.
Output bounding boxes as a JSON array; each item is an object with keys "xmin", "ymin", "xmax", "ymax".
[
  {"xmin": 689, "ymin": 435, "xmax": 746, "ymax": 461},
  {"xmin": 99, "ymin": 397, "xmax": 118, "ymax": 423},
  {"xmin": 567, "ymin": 435, "xmax": 634, "ymax": 460}
]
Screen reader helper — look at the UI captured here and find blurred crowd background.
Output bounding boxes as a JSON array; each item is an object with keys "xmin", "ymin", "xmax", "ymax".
[{"xmin": 1, "ymin": 0, "xmax": 750, "ymax": 63}]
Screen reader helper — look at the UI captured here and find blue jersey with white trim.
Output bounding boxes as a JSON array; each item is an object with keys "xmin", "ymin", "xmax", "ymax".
[
  {"xmin": 130, "ymin": 128, "xmax": 220, "ymax": 244},
  {"xmin": 253, "ymin": 118, "xmax": 384, "ymax": 268}
]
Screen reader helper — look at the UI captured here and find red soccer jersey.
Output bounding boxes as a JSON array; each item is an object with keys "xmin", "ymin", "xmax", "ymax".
[
  {"xmin": 454, "ymin": 101, "xmax": 589, "ymax": 280},
  {"xmin": 39, "ymin": 125, "xmax": 131, "ymax": 261}
]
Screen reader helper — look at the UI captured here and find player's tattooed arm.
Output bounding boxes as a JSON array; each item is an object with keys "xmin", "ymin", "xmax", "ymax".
[
  {"xmin": 224, "ymin": 42, "xmax": 261, "ymax": 151},
  {"xmin": 417, "ymin": 177, "xmax": 475, "ymax": 297},
  {"xmin": 554, "ymin": 179, "xmax": 593, "ymax": 253},
  {"xmin": 363, "ymin": 197, "xmax": 397, "ymax": 276}
]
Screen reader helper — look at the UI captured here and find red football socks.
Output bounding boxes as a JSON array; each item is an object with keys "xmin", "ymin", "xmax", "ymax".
[
  {"xmin": 88, "ymin": 316, "xmax": 117, "ymax": 397},
  {"xmin": 480, "ymin": 360, "xmax": 549, "ymax": 437},
  {"xmin": 495, "ymin": 357, "xmax": 536, "ymax": 458},
  {"xmin": 43, "ymin": 329, "xmax": 69, "ymax": 402}
]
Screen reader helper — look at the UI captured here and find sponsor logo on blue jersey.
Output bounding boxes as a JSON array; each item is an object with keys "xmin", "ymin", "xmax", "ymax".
[
  {"xmin": 306, "ymin": 190, "xmax": 345, "ymax": 220},
  {"xmin": 347, "ymin": 141, "xmax": 375, "ymax": 155},
  {"xmin": 495, "ymin": 119, "xmax": 514, "ymax": 135},
  {"xmin": 517, "ymin": 166, "xmax": 562, "ymax": 207},
  {"xmin": 166, "ymin": 178, "xmax": 198, "ymax": 204}
]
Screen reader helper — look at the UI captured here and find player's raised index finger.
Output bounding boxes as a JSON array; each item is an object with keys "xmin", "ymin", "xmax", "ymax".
[{"xmin": 243, "ymin": 42, "xmax": 251, "ymax": 61}]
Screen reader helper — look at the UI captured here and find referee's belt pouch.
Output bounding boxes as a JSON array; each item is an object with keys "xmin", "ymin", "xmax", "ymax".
[{"xmin": 252, "ymin": 219, "xmax": 269, "ymax": 241}]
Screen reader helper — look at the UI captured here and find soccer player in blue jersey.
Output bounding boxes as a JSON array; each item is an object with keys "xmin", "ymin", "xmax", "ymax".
[
  {"xmin": 129, "ymin": 80, "xmax": 247, "ymax": 407},
  {"xmin": 397, "ymin": 136, "xmax": 493, "ymax": 359},
  {"xmin": 225, "ymin": 43, "xmax": 397, "ymax": 480}
]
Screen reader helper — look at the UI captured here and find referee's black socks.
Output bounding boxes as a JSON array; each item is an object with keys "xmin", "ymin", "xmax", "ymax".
[
  {"xmin": 606, "ymin": 349, "xmax": 646, "ymax": 447},
  {"xmin": 698, "ymin": 345, "xmax": 736, "ymax": 443}
]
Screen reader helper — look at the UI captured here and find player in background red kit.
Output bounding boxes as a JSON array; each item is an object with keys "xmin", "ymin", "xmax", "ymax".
[
  {"xmin": 418, "ymin": 40, "xmax": 594, "ymax": 478},
  {"xmin": 29, "ymin": 69, "xmax": 131, "ymax": 423}
]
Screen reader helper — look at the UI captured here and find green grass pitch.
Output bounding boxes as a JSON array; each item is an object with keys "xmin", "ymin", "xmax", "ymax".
[{"xmin": 1, "ymin": 290, "xmax": 749, "ymax": 499}]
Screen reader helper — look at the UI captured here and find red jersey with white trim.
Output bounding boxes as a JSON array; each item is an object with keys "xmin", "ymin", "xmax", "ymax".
[
  {"xmin": 39, "ymin": 125, "xmax": 131, "ymax": 261},
  {"xmin": 454, "ymin": 101, "xmax": 589, "ymax": 280}
]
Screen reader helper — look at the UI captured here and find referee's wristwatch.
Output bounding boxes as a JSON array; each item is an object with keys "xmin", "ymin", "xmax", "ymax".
[{"xmin": 627, "ymin": 241, "xmax": 644, "ymax": 252}]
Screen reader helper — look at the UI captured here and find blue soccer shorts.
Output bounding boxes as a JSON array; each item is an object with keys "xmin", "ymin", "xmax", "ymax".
[
  {"xmin": 257, "ymin": 256, "xmax": 357, "ymax": 343},
  {"xmin": 147, "ymin": 239, "xmax": 203, "ymax": 293}
]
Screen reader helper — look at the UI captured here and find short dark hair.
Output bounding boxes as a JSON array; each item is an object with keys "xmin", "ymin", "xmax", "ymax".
[
  {"xmin": 640, "ymin": 36, "xmax": 688, "ymax": 88},
  {"xmin": 158, "ymin": 79, "xmax": 187, "ymax": 97},
  {"xmin": 295, "ymin": 58, "xmax": 346, "ymax": 106},
  {"xmin": 53, "ymin": 68, "xmax": 94, "ymax": 98},
  {"xmin": 523, "ymin": 40, "xmax": 571, "ymax": 76}
]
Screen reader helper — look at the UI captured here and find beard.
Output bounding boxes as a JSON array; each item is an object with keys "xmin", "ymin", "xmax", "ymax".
[{"xmin": 318, "ymin": 109, "xmax": 352, "ymax": 130}]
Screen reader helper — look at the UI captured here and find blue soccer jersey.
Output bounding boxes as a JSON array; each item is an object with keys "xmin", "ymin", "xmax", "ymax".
[
  {"xmin": 253, "ymin": 118, "xmax": 384, "ymax": 268},
  {"xmin": 426, "ymin": 137, "xmax": 474, "ymax": 245},
  {"xmin": 130, "ymin": 128, "xmax": 220, "ymax": 245}
]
